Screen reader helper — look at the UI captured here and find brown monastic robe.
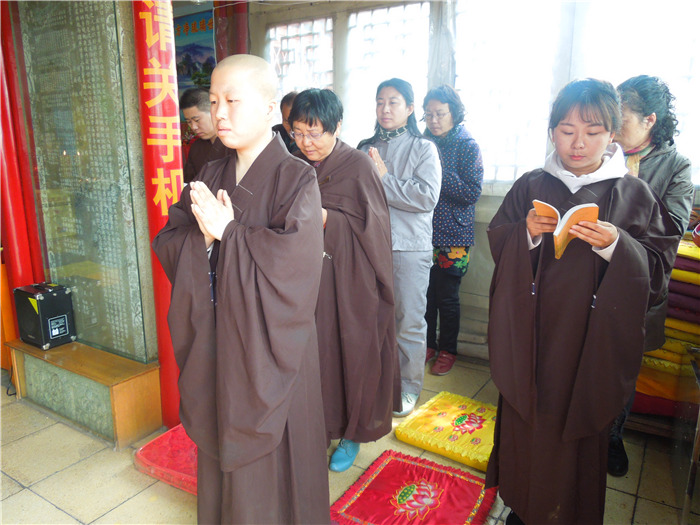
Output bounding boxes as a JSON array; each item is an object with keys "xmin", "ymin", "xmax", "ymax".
[
  {"xmin": 153, "ymin": 135, "xmax": 330, "ymax": 524},
  {"xmin": 485, "ymin": 170, "xmax": 677, "ymax": 524},
  {"xmin": 183, "ymin": 136, "xmax": 231, "ymax": 184},
  {"xmin": 298, "ymin": 139, "xmax": 400, "ymax": 443}
]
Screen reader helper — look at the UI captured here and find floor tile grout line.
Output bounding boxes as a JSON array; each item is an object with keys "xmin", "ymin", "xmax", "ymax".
[
  {"xmin": 607, "ymin": 486, "xmax": 639, "ymax": 498},
  {"xmin": 86, "ymin": 476, "xmax": 160, "ymax": 525},
  {"xmin": 472, "ymin": 378, "xmax": 493, "ymax": 400},
  {"xmin": 635, "ymin": 438, "xmax": 648, "ymax": 496},
  {"xmin": 0, "ymin": 469, "xmax": 28, "ymax": 495},
  {"xmin": 8, "ymin": 410, "xmax": 158, "ymax": 519},
  {"xmin": 10, "ymin": 397, "xmax": 117, "ymax": 450},
  {"xmin": 630, "ymin": 436, "xmax": 648, "ymax": 524},
  {"xmin": 635, "ymin": 494, "xmax": 684, "ymax": 511},
  {"xmin": 3, "ymin": 433, "xmax": 110, "ymax": 489},
  {"xmin": 11, "ymin": 485, "xmax": 88, "ymax": 525},
  {"xmin": 453, "ymin": 361, "xmax": 490, "ymax": 373},
  {"xmin": 1, "ymin": 418, "xmax": 60, "ymax": 448}
]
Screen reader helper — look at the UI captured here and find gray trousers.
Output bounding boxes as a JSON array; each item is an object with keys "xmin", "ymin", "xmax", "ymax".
[{"xmin": 392, "ymin": 250, "xmax": 433, "ymax": 395}]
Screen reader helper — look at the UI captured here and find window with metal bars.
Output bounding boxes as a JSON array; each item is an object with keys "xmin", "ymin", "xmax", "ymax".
[
  {"xmin": 344, "ymin": 2, "xmax": 430, "ymax": 147},
  {"xmin": 267, "ymin": 17, "xmax": 334, "ymax": 95}
]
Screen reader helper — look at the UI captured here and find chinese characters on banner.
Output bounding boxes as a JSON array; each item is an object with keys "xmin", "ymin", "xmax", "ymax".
[
  {"xmin": 136, "ymin": 0, "xmax": 183, "ymax": 217},
  {"xmin": 175, "ymin": 15, "xmax": 214, "ymax": 37},
  {"xmin": 133, "ymin": 0, "xmax": 182, "ymax": 427}
]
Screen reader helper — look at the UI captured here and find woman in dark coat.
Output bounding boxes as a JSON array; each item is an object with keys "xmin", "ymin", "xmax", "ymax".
[{"xmin": 606, "ymin": 75, "xmax": 694, "ymax": 477}]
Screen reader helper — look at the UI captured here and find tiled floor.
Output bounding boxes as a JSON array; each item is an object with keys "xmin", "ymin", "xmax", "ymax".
[{"xmin": 0, "ymin": 357, "xmax": 697, "ymax": 524}]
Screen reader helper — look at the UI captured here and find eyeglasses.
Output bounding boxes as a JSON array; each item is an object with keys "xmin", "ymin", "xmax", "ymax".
[
  {"xmin": 290, "ymin": 130, "xmax": 327, "ymax": 141},
  {"xmin": 422, "ymin": 112, "xmax": 450, "ymax": 122}
]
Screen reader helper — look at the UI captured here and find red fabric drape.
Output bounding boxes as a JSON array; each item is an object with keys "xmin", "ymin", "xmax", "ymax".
[
  {"xmin": 1, "ymin": 1, "xmax": 45, "ymax": 341},
  {"xmin": 213, "ymin": 1, "xmax": 248, "ymax": 61}
]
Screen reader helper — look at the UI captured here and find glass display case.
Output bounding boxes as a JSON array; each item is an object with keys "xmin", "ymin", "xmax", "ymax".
[{"xmin": 18, "ymin": 1, "xmax": 155, "ymax": 363}]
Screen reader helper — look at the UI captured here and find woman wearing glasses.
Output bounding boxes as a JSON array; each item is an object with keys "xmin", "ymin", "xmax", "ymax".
[
  {"xmin": 358, "ymin": 78, "xmax": 442, "ymax": 418},
  {"xmin": 422, "ymin": 85, "xmax": 483, "ymax": 376},
  {"xmin": 289, "ymin": 88, "xmax": 400, "ymax": 473}
]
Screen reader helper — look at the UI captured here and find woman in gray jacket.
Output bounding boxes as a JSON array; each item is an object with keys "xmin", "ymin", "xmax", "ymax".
[
  {"xmin": 358, "ymin": 78, "xmax": 442, "ymax": 417},
  {"xmin": 608, "ymin": 74, "xmax": 694, "ymax": 477}
]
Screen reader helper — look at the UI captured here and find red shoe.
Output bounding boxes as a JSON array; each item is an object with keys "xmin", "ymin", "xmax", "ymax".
[
  {"xmin": 431, "ymin": 351, "xmax": 456, "ymax": 375},
  {"xmin": 425, "ymin": 347, "xmax": 437, "ymax": 364}
]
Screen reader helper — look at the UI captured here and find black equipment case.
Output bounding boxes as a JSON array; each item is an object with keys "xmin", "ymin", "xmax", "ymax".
[{"xmin": 13, "ymin": 282, "xmax": 77, "ymax": 350}]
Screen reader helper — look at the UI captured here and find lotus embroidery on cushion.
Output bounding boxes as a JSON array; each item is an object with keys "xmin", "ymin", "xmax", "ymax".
[
  {"xmin": 452, "ymin": 412, "xmax": 486, "ymax": 435},
  {"xmin": 392, "ymin": 479, "xmax": 442, "ymax": 520}
]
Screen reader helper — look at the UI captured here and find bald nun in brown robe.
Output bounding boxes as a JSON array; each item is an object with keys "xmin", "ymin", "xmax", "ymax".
[{"xmin": 152, "ymin": 55, "xmax": 330, "ymax": 524}]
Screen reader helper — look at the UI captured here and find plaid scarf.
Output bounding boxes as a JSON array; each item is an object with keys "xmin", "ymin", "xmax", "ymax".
[{"xmin": 378, "ymin": 125, "xmax": 408, "ymax": 141}]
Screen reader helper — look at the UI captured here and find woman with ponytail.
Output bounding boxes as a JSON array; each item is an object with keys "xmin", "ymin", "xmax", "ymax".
[{"xmin": 358, "ymin": 78, "xmax": 442, "ymax": 417}]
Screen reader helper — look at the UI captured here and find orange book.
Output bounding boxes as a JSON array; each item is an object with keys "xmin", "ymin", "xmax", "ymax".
[{"xmin": 532, "ymin": 200, "xmax": 599, "ymax": 259}]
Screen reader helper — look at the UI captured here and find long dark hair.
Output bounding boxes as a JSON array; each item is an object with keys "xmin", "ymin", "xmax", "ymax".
[
  {"xmin": 618, "ymin": 75, "xmax": 679, "ymax": 147},
  {"xmin": 358, "ymin": 78, "xmax": 423, "ymax": 149}
]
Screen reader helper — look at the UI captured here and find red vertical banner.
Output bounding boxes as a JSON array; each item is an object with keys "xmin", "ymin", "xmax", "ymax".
[{"xmin": 133, "ymin": 0, "xmax": 182, "ymax": 428}]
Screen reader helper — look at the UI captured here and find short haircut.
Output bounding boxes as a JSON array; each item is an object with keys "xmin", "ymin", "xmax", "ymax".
[
  {"xmin": 288, "ymin": 89, "xmax": 343, "ymax": 134},
  {"xmin": 280, "ymin": 91, "xmax": 298, "ymax": 109},
  {"xmin": 618, "ymin": 75, "xmax": 679, "ymax": 147},
  {"xmin": 179, "ymin": 87, "xmax": 210, "ymax": 112},
  {"xmin": 549, "ymin": 78, "xmax": 621, "ymax": 134},
  {"xmin": 423, "ymin": 85, "xmax": 466, "ymax": 125}
]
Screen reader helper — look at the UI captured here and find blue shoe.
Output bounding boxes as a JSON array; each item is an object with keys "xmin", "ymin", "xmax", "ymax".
[{"xmin": 330, "ymin": 439, "xmax": 360, "ymax": 472}]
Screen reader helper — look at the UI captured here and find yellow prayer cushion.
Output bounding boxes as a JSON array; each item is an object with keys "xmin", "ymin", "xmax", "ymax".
[
  {"xmin": 394, "ymin": 391, "xmax": 496, "ymax": 472},
  {"xmin": 662, "ymin": 337, "xmax": 697, "ymax": 355},
  {"xmin": 665, "ymin": 317, "xmax": 700, "ymax": 336},
  {"xmin": 641, "ymin": 356, "xmax": 694, "ymax": 377},
  {"xmin": 677, "ymin": 239, "xmax": 700, "ymax": 261},
  {"xmin": 637, "ymin": 365, "xmax": 700, "ymax": 404},
  {"xmin": 671, "ymin": 268, "xmax": 700, "ymax": 286},
  {"xmin": 646, "ymin": 348, "xmax": 692, "ymax": 365},
  {"xmin": 665, "ymin": 327, "xmax": 700, "ymax": 346}
]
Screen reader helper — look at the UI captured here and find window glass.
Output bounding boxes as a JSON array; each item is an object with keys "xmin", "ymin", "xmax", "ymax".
[
  {"xmin": 267, "ymin": 18, "xmax": 334, "ymax": 95},
  {"xmin": 456, "ymin": 0, "xmax": 699, "ymax": 183},
  {"xmin": 455, "ymin": 0, "xmax": 561, "ymax": 181},
  {"xmin": 572, "ymin": 0, "xmax": 699, "ymax": 182},
  {"xmin": 343, "ymin": 3, "xmax": 430, "ymax": 147}
]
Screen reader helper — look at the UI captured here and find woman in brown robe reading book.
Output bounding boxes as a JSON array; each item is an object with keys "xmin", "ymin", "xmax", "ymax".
[
  {"xmin": 486, "ymin": 78, "xmax": 678, "ymax": 525},
  {"xmin": 288, "ymin": 88, "xmax": 400, "ymax": 473}
]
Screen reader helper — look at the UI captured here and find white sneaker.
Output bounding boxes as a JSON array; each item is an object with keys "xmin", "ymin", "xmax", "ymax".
[{"xmin": 393, "ymin": 392, "xmax": 418, "ymax": 417}]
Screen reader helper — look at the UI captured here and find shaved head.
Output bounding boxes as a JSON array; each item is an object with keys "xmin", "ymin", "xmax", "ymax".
[
  {"xmin": 209, "ymin": 54, "xmax": 278, "ymax": 156},
  {"xmin": 214, "ymin": 54, "xmax": 278, "ymax": 100}
]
